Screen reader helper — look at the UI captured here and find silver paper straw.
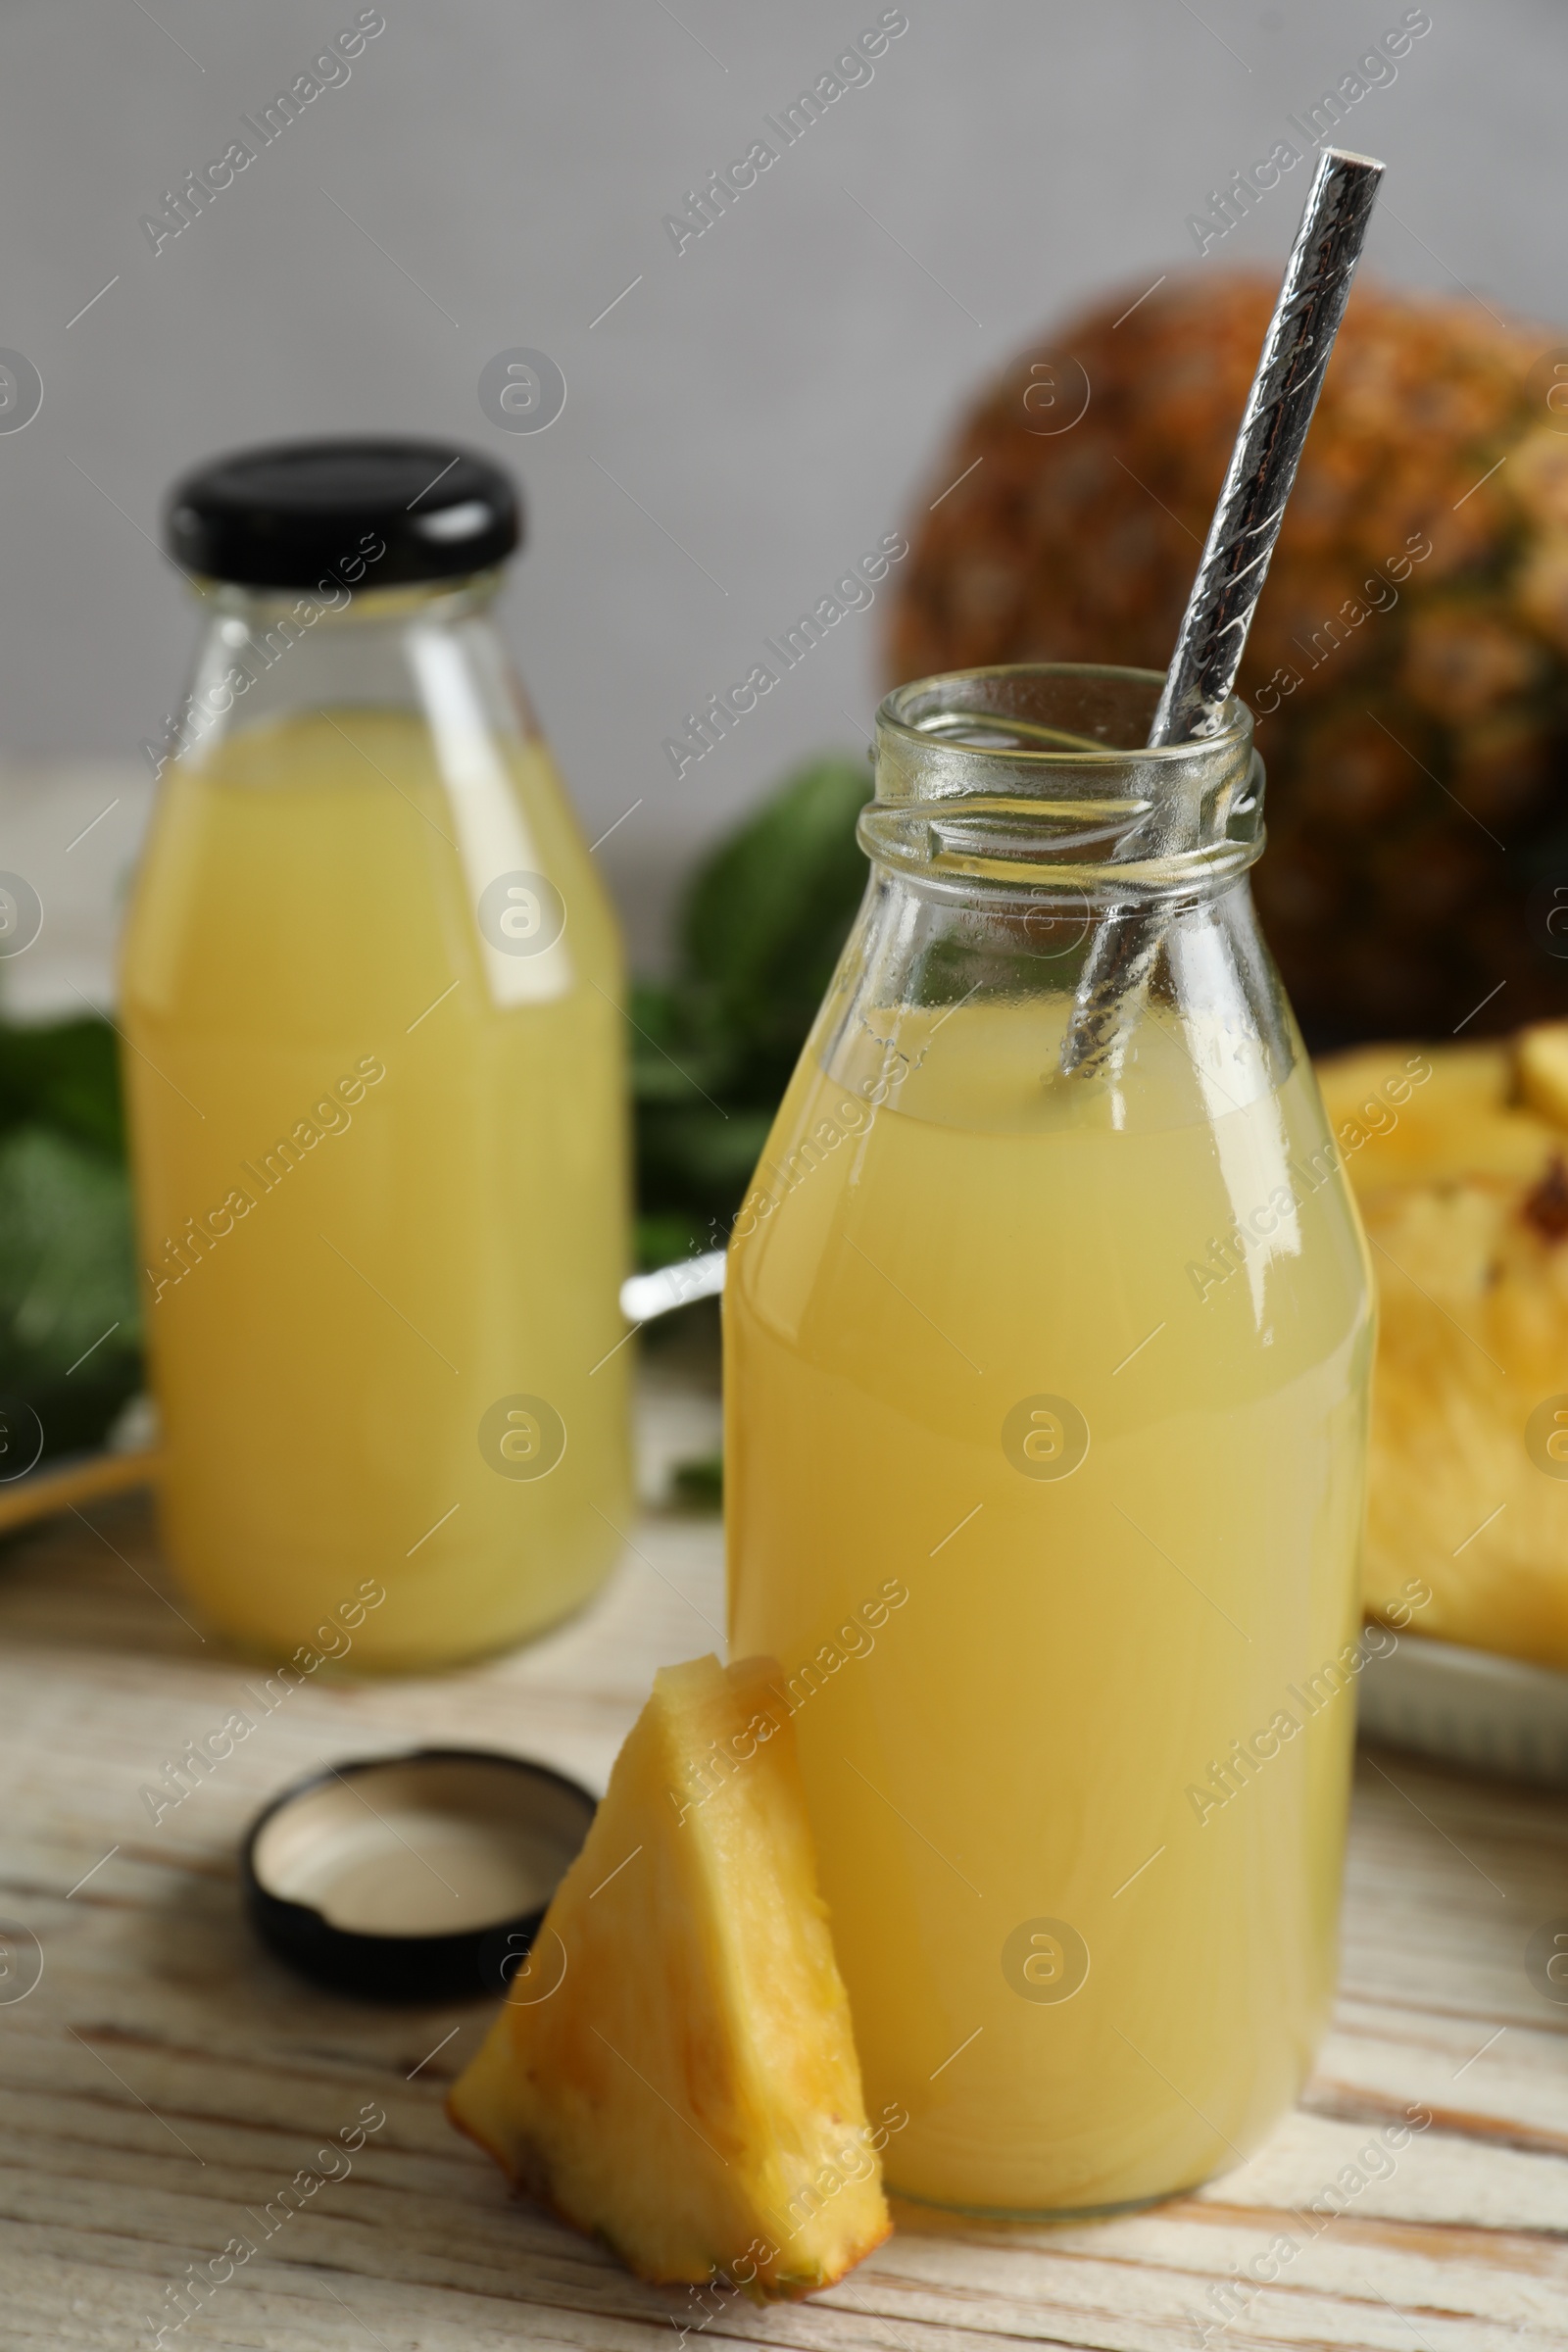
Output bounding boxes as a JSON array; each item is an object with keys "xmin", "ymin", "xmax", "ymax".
[{"xmin": 1057, "ymin": 146, "xmax": 1384, "ymax": 1079}]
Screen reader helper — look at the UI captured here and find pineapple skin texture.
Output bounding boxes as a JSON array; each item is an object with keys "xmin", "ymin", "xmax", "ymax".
[
  {"xmin": 1320, "ymin": 1030, "xmax": 1568, "ymax": 1667},
  {"xmin": 893, "ymin": 271, "xmax": 1568, "ymax": 1045},
  {"xmin": 448, "ymin": 1655, "xmax": 891, "ymax": 2298}
]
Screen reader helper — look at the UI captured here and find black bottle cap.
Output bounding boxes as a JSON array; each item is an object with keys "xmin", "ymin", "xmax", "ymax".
[
  {"xmin": 241, "ymin": 1748, "xmax": 595, "ymax": 2002},
  {"xmin": 165, "ymin": 437, "xmax": 521, "ymax": 590}
]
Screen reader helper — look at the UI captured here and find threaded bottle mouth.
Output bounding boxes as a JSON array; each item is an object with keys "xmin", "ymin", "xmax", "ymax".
[{"xmin": 865, "ymin": 664, "xmax": 1262, "ymax": 903}]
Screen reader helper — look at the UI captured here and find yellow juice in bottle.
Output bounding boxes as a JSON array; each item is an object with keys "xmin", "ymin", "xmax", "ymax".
[
  {"xmin": 727, "ymin": 996, "xmax": 1371, "ymax": 2214},
  {"xmin": 121, "ymin": 707, "xmax": 630, "ymax": 1669}
]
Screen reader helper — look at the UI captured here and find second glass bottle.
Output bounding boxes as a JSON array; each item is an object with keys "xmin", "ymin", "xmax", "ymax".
[{"xmin": 121, "ymin": 439, "xmax": 630, "ymax": 1669}]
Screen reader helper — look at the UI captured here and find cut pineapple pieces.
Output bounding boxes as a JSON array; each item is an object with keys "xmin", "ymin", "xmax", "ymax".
[
  {"xmin": 1360, "ymin": 1172, "xmax": 1568, "ymax": 1668},
  {"xmin": 448, "ymin": 1654, "xmax": 891, "ymax": 2298},
  {"xmin": 1318, "ymin": 1023, "xmax": 1568, "ymax": 1669}
]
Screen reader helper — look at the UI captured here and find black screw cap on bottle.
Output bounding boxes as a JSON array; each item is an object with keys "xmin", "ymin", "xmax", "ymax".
[{"xmin": 165, "ymin": 437, "xmax": 521, "ymax": 590}]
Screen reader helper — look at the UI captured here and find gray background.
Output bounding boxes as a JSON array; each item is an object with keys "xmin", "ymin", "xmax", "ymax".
[{"xmin": 1, "ymin": 0, "xmax": 1561, "ymax": 987}]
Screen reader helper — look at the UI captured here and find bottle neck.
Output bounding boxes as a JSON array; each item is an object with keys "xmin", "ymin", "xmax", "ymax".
[
  {"xmin": 804, "ymin": 663, "xmax": 1293, "ymax": 1126},
  {"xmin": 198, "ymin": 567, "xmax": 507, "ymax": 631},
  {"xmin": 157, "ymin": 567, "xmax": 518, "ymax": 777},
  {"xmin": 862, "ymin": 664, "xmax": 1262, "ymax": 915}
]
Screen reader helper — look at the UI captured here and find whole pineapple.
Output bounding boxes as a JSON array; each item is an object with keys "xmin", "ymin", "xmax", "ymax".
[{"xmin": 891, "ymin": 274, "xmax": 1568, "ymax": 1044}]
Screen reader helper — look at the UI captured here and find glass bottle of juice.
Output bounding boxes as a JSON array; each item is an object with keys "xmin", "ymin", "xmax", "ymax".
[
  {"xmin": 725, "ymin": 664, "xmax": 1373, "ymax": 2216},
  {"xmin": 121, "ymin": 440, "xmax": 631, "ymax": 1670}
]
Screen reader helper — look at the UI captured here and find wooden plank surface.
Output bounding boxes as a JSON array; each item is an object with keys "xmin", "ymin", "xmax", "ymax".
[{"xmin": 1, "ymin": 1354, "xmax": 1565, "ymax": 2352}]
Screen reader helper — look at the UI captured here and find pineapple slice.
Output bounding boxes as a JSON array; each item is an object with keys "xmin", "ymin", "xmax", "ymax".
[
  {"xmin": 1518, "ymin": 1019, "xmax": 1568, "ymax": 1129},
  {"xmin": 448, "ymin": 1654, "xmax": 891, "ymax": 2298}
]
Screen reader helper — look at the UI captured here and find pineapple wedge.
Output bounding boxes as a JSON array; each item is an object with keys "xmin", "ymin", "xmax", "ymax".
[{"xmin": 448, "ymin": 1654, "xmax": 891, "ymax": 2298}]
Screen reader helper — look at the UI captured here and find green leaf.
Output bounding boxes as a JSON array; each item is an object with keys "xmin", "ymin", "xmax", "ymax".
[
  {"xmin": 635, "ymin": 1210, "xmax": 713, "ymax": 1272},
  {"xmin": 626, "ymin": 980, "xmax": 743, "ymax": 1106},
  {"xmin": 669, "ymin": 1451, "xmax": 723, "ymax": 1510},
  {"xmin": 628, "ymin": 753, "xmax": 874, "ymax": 1250},
  {"xmin": 0, "ymin": 1017, "xmax": 124, "ymax": 1157},
  {"xmin": 0, "ymin": 1123, "xmax": 142, "ymax": 1456},
  {"xmin": 680, "ymin": 755, "xmax": 872, "ymax": 1062},
  {"xmin": 637, "ymin": 1103, "xmax": 776, "ymax": 1202}
]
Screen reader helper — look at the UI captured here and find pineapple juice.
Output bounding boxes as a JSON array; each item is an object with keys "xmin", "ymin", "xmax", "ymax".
[
  {"xmin": 121, "ymin": 709, "xmax": 630, "ymax": 1669},
  {"xmin": 727, "ymin": 995, "xmax": 1371, "ymax": 2215}
]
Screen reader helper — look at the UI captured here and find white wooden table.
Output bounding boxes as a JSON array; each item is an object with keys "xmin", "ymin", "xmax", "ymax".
[{"xmin": 2, "ymin": 1357, "xmax": 1566, "ymax": 2351}]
